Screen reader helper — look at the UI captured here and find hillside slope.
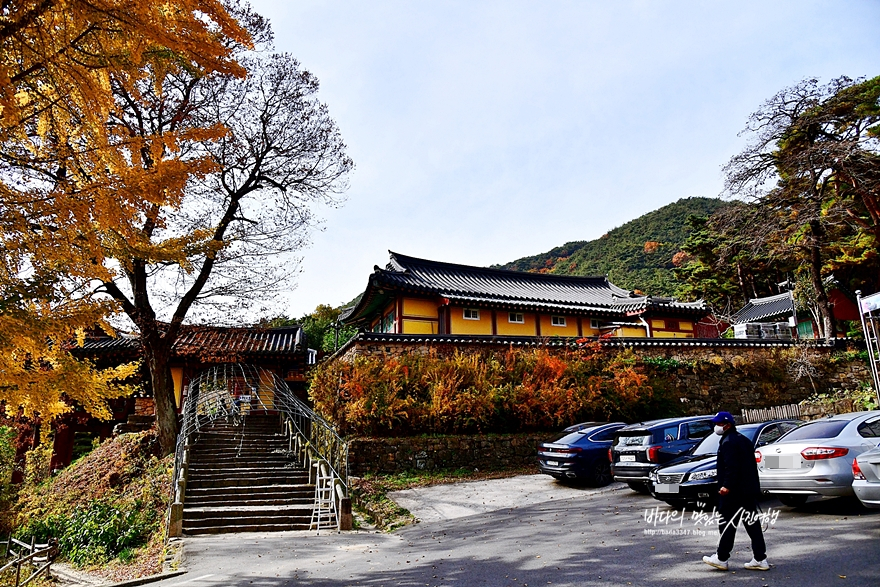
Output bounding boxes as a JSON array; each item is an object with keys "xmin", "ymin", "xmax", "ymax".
[
  {"xmin": 495, "ymin": 197, "xmax": 728, "ymax": 296},
  {"xmin": 9, "ymin": 431, "xmax": 171, "ymax": 582}
]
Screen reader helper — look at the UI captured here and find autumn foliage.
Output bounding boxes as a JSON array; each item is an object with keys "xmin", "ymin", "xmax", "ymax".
[
  {"xmin": 309, "ymin": 343, "xmax": 662, "ymax": 437},
  {"xmin": 0, "ymin": 1, "xmax": 249, "ymax": 429},
  {"xmin": 8, "ymin": 431, "xmax": 172, "ymax": 574}
]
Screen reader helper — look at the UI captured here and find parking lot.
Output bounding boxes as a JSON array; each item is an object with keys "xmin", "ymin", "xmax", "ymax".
[{"xmin": 152, "ymin": 475, "xmax": 880, "ymax": 587}]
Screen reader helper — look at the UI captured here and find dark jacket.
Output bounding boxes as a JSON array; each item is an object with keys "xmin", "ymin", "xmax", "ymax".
[{"xmin": 717, "ymin": 428, "xmax": 761, "ymax": 500}]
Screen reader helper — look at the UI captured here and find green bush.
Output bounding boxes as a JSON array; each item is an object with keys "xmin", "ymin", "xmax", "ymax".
[
  {"xmin": 17, "ymin": 500, "xmax": 154, "ymax": 566},
  {"xmin": 0, "ymin": 426, "xmax": 17, "ymax": 532},
  {"xmin": 642, "ymin": 356, "xmax": 694, "ymax": 371},
  {"xmin": 801, "ymin": 385, "xmax": 879, "ymax": 412},
  {"xmin": 23, "ymin": 444, "xmax": 53, "ymax": 487}
]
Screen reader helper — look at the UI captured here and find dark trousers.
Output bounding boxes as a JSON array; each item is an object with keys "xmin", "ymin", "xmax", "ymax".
[{"xmin": 716, "ymin": 497, "xmax": 766, "ymax": 562}]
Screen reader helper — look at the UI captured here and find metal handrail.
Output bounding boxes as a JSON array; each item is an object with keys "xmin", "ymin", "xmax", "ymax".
[{"xmin": 167, "ymin": 364, "xmax": 348, "ymax": 537}]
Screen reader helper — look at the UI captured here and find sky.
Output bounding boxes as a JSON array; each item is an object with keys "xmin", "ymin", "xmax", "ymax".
[{"xmin": 244, "ymin": 0, "xmax": 880, "ymax": 319}]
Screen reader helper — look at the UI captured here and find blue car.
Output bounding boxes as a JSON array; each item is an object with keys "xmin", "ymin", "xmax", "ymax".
[
  {"xmin": 649, "ymin": 419, "xmax": 802, "ymax": 508},
  {"xmin": 538, "ymin": 422, "xmax": 626, "ymax": 485},
  {"xmin": 611, "ymin": 415, "xmax": 716, "ymax": 493}
]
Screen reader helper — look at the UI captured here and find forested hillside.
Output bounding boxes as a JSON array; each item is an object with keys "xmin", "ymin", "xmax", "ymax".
[{"xmin": 495, "ymin": 197, "xmax": 728, "ymax": 296}]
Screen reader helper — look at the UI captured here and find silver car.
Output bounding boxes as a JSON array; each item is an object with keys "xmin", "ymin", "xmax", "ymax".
[
  {"xmin": 756, "ymin": 411, "xmax": 880, "ymax": 507},
  {"xmin": 853, "ymin": 444, "xmax": 880, "ymax": 508}
]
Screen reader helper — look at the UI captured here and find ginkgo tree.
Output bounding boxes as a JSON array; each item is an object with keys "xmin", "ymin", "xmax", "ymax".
[
  {"xmin": 2, "ymin": 2, "xmax": 353, "ymax": 455},
  {"xmin": 1, "ymin": 1, "xmax": 249, "ymax": 440}
]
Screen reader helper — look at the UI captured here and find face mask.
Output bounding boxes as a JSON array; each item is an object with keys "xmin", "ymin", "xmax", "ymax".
[{"xmin": 714, "ymin": 425, "xmax": 726, "ymax": 436}]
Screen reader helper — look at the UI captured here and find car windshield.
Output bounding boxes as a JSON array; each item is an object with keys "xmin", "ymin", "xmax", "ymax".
[
  {"xmin": 554, "ymin": 431, "xmax": 594, "ymax": 445},
  {"xmin": 614, "ymin": 433, "xmax": 652, "ymax": 447},
  {"xmin": 779, "ymin": 420, "xmax": 849, "ymax": 441},
  {"xmin": 692, "ymin": 426, "xmax": 760, "ymax": 456}
]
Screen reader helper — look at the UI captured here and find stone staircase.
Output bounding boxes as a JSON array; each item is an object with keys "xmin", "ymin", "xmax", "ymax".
[{"xmin": 182, "ymin": 414, "xmax": 315, "ymax": 535}]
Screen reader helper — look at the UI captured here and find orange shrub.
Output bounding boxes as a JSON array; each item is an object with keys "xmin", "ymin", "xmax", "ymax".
[{"xmin": 308, "ymin": 344, "xmax": 663, "ymax": 437}]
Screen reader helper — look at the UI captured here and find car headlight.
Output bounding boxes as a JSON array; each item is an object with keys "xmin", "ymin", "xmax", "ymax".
[
  {"xmin": 649, "ymin": 471, "xmax": 659, "ymax": 482},
  {"xmin": 688, "ymin": 469, "xmax": 717, "ymax": 481}
]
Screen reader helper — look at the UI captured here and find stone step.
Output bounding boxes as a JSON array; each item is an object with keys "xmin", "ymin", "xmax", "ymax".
[
  {"xmin": 181, "ymin": 415, "xmax": 318, "ymax": 535},
  {"xmin": 185, "ymin": 494, "xmax": 314, "ymax": 507},
  {"xmin": 189, "ymin": 454, "xmax": 291, "ymax": 463},
  {"xmin": 194, "ymin": 432, "xmax": 282, "ymax": 436},
  {"xmin": 183, "ymin": 504, "xmax": 313, "ymax": 520},
  {"xmin": 189, "ymin": 443, "xmax": 293, "ymax": 459},
  {"xmin": 199, "ymin": 415, "xmax": 281, "ymax": 422},
  {"xmin": 182, "ymin": 511, "xmax": 313, "ymax": 533},
  {"xmin": 187, "ymin": 473, "xmax": 309, "ymax": 488},
  {"xmin": 185, "ymin": 480, "xmax": 312, "ymax": 493},
  {"xmin": 183, "ymin": 522, "xmax": 312, "ymax": 535},
  {"xmin": 192, "ymin": 432, "xmax": 285, "ymax": 441},
  {"xmin": 188, "ymin": 456, "xmax": 300, "ymax": 465},
  {"xmin": 188, "ymin": 460, "xmax": 297, "ymax": 471},
  {"xmin": 188, "ymin": 470, "xmax": 307, "ymax": 482},
  {"xmin": 196, "ymin": 428, "xmax": 282, "ymax": 435},
  {"xmin": 188, "ymin": 454, "xmax": 295, "ymax": 464},
  {"xmin": 198, "ymin": 421, "xmax": 281, "ymax": 427},
  {"xmin": 190, "ymin": 434, "xmax": 290, "ymax": 448},
  {"xmin": 186, "ymin": 482, "xmax": 313, "ymax": 495},
  {"xmin": 189, "ymin": 438, "xmax": 290, "ymax": 454}
]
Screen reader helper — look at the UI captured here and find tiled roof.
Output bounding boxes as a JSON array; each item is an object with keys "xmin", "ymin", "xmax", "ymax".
[
  {"xmin": 732, "ymin": 292, "xmax": 795, "ymax": 324},
  {"xmin": 69, "ymin": 325, "xmax": 304, "ymax": 359},
  {"xmin": 341, "ymin": 252, "xmax": 708, "ymax": 323},
  {"xmin": 71, "ymin": 334, "xmax": 141, "ymax": 352},
  {"xmin": 172, "ymin": 325, "xmax": 304, "ymax": 357}
]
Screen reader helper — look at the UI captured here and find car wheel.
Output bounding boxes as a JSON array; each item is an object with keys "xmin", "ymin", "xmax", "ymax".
[
  {"xmin": 591, "ymin": 461, "xmax": 613, "ymax": 487},
  {"xmin": 626, "ymin": 481, "xmax": 650, "ymax": 494},
  {"xmin": 778, "ymin": 494, "xmax": 809, "ymax": 508}
]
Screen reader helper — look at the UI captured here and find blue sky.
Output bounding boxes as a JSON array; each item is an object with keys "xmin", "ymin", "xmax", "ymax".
[{"xmin": 246, "ymin": 0, "xmax": 880, "ymax": 318}]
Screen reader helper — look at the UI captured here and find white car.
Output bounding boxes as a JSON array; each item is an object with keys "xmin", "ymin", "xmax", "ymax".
[
  {"xmin": 853, "ymin": 444, "xmax": 880, "ymax": 508},
  {"xmin": 756, "ymin": 411, "xmax": 880, "ymax": 507}
]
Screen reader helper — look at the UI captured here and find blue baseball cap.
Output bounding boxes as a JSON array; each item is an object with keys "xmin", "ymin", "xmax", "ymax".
[{"xmin": 711, "ymin": 411, "xmax": 735, "ymax": 424}]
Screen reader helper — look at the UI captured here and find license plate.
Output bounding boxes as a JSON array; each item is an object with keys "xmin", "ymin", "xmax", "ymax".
[
  {"xmin": 620, "ymin": 455, "xmax": 636, "ymax": 462},
  {"xmin": 765, "ymin": 455, "xmax": 802, "ymax": 469},
  {"xmin": 545, "ymin": 460, "xmax": 558, "ymax": 467},
  {"xmin": 655, "ymin": 483, "xmax": 679, "ymax": 494}
]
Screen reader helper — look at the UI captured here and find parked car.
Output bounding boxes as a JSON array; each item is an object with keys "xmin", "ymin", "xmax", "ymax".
[
  {"xmin": 853, "ymin": 442, "xmax": 880, "ymax": 508},
  {"xmin": 537, "ymin": 422, "xmax": 626, "ymax": 485},
  {"xmin": 610, "ymin": 415, "xmax": 715, "ymax": 493},
  {"xmin": 649, "ymin": 419, "xmax": 802, "ymax": 508},
  {"xmin": 756, "ymin": 411, "xmax": 880, "ymax": 507}
]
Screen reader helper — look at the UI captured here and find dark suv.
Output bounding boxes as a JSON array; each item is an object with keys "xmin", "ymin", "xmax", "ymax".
[{"xmin": 610, "ymin": 415, "xmax": 715, "ymax": 493}]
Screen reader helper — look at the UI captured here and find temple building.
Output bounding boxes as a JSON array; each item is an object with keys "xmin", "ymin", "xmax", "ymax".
[
  {"xmin": 36, "ymin": 324, "xmax": 310, "ymax": 473},
  {"xmin": 340, "ymin": 252, "xmax": 710, "ymax": 339}
]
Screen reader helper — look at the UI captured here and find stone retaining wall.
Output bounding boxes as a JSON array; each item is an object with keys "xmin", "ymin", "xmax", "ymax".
[
  {"xmin": 348, "ymin": 433, "xmax": 552, "ymax": 476},
  {"xmin": 641, "ymin": 352, "xmax": 870, "ymax": 416}
]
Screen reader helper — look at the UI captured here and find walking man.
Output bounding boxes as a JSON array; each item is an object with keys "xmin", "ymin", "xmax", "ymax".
[{"xmin": 702, "ymin": 411, "xmax": 770, "ymax": 571}]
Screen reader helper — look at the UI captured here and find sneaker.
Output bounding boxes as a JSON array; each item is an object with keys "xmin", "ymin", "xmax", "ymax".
[
  {"xmin": 744, "ymin": 557, "xmax": 770, "ymax": 571},
  {"xmin": 702, "ymin": 553, "xmax": 729, "ymax": 570}
]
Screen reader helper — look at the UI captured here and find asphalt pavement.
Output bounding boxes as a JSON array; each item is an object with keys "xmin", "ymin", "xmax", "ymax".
[{"xmin": 148, "ymin": 475, "xmax": 880, "ymax": 587}]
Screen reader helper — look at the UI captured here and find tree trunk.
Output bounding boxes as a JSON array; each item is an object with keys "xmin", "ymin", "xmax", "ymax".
[
  {"xmin": 735, "ymin": 262, "xmax": 749, "ymax": 306},
  {"xmin": 808, "ymin": 221, "xmax": 836, "ymax": 342},
  {"xmin": 143, "ymin": 338, "xmax": 178, "ymax": 455}
]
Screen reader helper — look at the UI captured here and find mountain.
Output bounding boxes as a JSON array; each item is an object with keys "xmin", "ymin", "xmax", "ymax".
[{"xmin": 494, "ymin": 197, "xmax": 729, "ymax": 297}]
